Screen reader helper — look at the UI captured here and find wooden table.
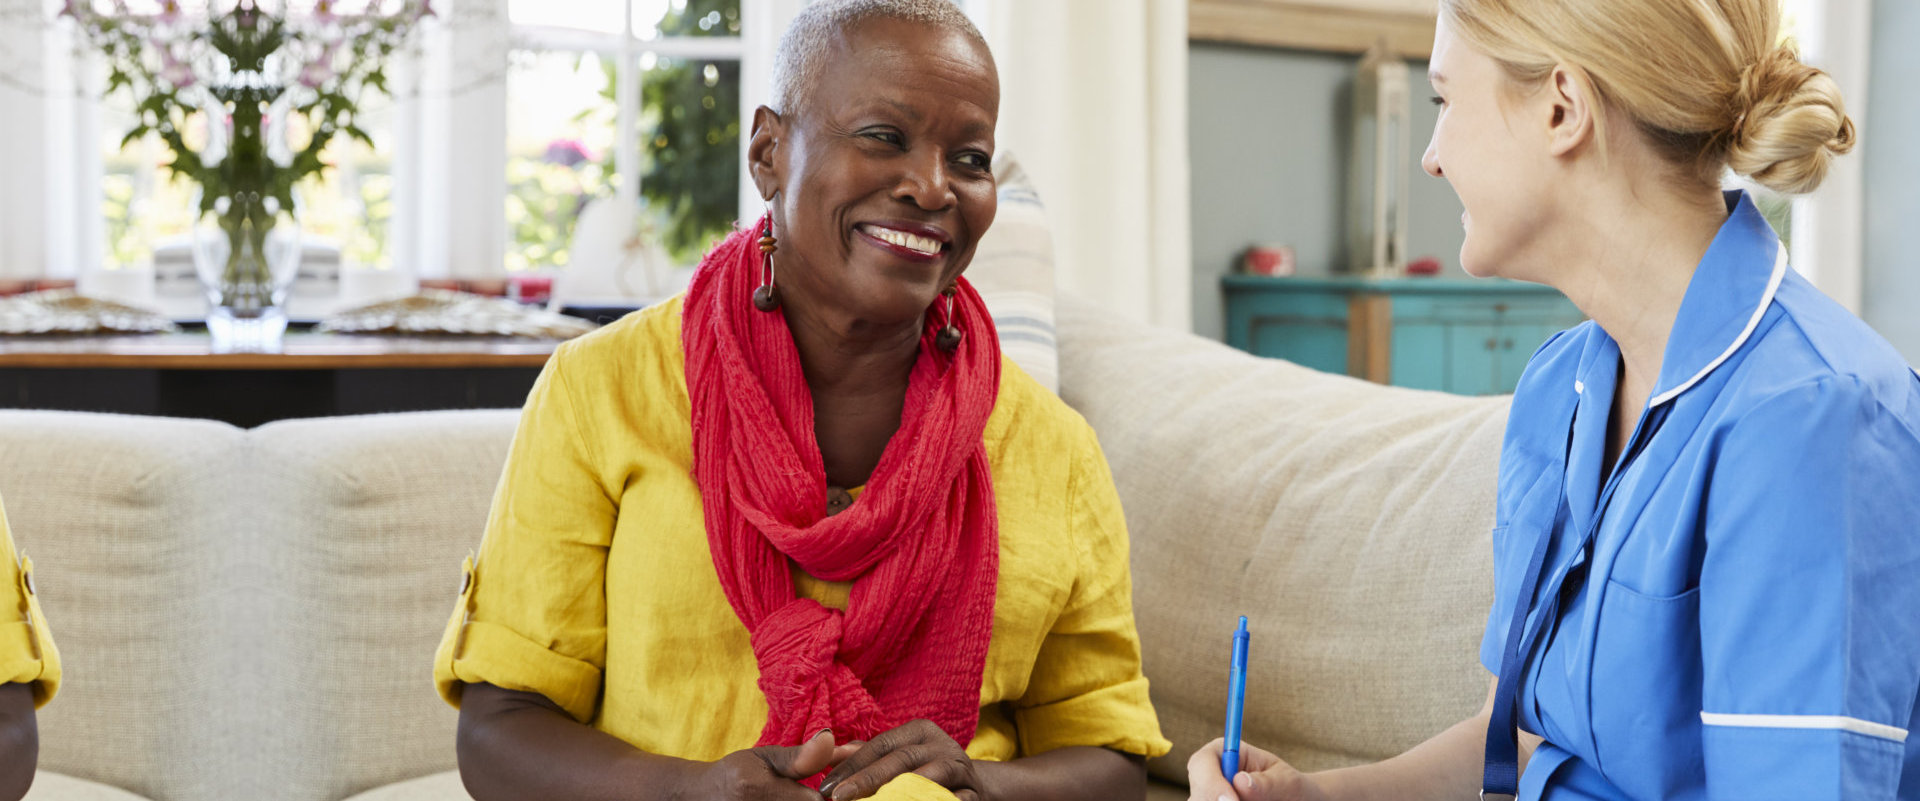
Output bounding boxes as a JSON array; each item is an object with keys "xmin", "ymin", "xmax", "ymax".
[{"xmin": 0, "ymin": 331, "xmax": 563, "ymax": 427}]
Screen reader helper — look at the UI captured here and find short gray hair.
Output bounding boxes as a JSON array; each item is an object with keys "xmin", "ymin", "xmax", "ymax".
[{"xmin": 770, "ymin": 0, "xmax": 988, "ymax": 115}]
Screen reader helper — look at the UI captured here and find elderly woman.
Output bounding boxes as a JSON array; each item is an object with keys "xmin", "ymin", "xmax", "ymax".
[
  {"xmin": 433, "ymin": 2, "xmax": 1168, "ymax": 800},
  {"xmin": 0, "ymin": 495, "xmax": 58, "ymax": 801}
]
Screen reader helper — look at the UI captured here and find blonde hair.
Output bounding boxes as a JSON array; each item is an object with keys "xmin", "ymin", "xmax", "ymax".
[{"xmin": 1439, "ymin": 0, "xmax": 1855, "ymax": 194}]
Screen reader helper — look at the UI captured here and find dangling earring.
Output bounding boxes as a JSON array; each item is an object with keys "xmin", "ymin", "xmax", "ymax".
[
  {"xmin": 936, "ymin": 285, "xmax": 963, "ymax": 352},
  {"xmin": 752, "ymin": 213, "xmax": 780, "ymax": 312}
]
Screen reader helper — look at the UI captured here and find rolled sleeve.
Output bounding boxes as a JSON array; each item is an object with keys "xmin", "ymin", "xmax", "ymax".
[
  {"xmin": 0, "ymin": 502, "xmax": 58, "ymax": 708},
  {"xmin": 1698, "ymin": 378, "xmax": 1920, "ymax": 801},
  {"xmin": 433, "ymin": 344, "xmax": 617, "ymax": 724},
  {"xmin": 1011, "ymin": 431, "xmax": 1170, "ymax": 759}
]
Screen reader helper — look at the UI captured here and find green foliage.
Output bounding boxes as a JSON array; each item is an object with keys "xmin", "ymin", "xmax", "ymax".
[{"xmin": 640, "ymin": 0, "xmax": 742, "ymax": 262}]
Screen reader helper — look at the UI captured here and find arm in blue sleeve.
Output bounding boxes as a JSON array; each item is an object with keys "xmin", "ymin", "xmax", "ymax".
[{"xmin": 1699, "ymin": 377, "xmax": 1920, "ymax": 801}]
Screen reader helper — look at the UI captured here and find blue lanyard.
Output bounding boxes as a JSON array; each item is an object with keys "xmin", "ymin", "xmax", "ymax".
[{"xmin": 1481, "ymin": 403, "xmax": 1665, "ymax": 798}]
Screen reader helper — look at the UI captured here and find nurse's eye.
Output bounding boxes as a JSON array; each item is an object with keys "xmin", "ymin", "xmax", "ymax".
[{"xmin": 1430, "ymin": 95, "xmax": 1446, "ymax": 107}]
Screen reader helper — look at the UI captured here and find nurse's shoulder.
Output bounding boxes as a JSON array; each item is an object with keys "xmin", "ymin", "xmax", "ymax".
[{"xmin": 1728, "ymin": 270, "xmax": 1920, "ymax": 432}]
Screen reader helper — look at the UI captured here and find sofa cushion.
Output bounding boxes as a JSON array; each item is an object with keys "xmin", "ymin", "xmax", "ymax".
[
  {"xmin": 336, "ymin": 770, "xmax": 466, "ymax": 801},
  {"xmin": 971, "ymin": 151, "xmax": 1061, "ymax": 393},
  {"xmin": 0, "ymin": 411, "xmax": 246, "ymax": 801},
  {"xmin": 247, "ymin": 411, "xmax": 519, "ymax": 801},
  {"xmin": 24, "ymin": 771, "xmax": 156, "ymax": 801},
  {"xmin": 1055, "ymin": 294, "xmax": 1509, "ymax": 783}
]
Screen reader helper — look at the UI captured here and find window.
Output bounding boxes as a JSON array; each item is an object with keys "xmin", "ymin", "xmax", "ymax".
[{"xmin": 506, "ymin": 0, "xmax": 745, "ymax": 274}]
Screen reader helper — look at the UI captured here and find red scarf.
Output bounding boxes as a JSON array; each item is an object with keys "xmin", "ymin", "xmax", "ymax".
[{"xmin": 682, "ymin": 215, "xmax": 1001, "ymax": 750}]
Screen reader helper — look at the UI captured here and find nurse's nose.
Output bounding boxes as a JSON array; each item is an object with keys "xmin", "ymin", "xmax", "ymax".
[{"xmin": 1422, "ymin": 137, "xmax": 1443, "ymax": 179}]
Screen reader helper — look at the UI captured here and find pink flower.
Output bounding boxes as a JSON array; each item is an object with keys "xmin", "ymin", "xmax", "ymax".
[
  {"xmin": 299, "ymin": 41, "xmax": 341, "ymax": 88},
  {"xmin": 159, "ymin": 47, "xmax": 195, "ymax": 88},
  {"xmin": 543, "ymin": 138, "xmax": 593, "ymax": 168},
  {"xmin": 299, "ymin": 60, "xmax": 333, "ymax": 89}
]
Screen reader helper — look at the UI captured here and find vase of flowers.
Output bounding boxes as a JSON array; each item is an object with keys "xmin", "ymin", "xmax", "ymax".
[{"xmin": 69, "ymin": 0, "xmax": 428, "ymax": 351}]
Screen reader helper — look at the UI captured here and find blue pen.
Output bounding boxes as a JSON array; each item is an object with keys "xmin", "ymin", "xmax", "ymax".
[{"xmin": 1221, "ymin": 615, "xmax": 1250, "ymax": 780}]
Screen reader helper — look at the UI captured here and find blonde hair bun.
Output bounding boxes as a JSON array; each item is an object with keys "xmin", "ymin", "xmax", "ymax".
[
  {"xmin": 1726, "ymin": 46, "xmax": 1856, "ymax": 195},
  {"xmin": 1440, "ymin": 0, "xmax": 1857, "ymax": 196}
]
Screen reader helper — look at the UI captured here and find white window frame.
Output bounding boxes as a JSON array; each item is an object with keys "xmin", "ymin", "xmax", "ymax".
[
  {"xmin": 404, "ymin": 0, "xmax": 801, "ymax": 278},
  {"xmin": 11, "ymin": 0, "xmax": 1010, "ymax": 284},
  {"xmin": 506, "ymin": 4, "xmax": 751, "ymax": 231}
]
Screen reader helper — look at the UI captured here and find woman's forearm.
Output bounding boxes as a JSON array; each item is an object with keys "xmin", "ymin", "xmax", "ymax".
[
  {"xmin": 0, "ymin": 683, "xmax": 37, "ymax": 801},
  {"xmin": 455, "ymin": 682, "xmax": 702, "ymax": 801},
  {"xmin": 973, "ymin": 746, "xmax": 1147, "ymax": 801}
]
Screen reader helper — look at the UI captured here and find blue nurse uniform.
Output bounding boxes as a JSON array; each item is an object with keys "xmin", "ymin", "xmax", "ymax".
[{"xmin": 1482, "ymin": 191, "xmax": 1920, "ymax": 800}]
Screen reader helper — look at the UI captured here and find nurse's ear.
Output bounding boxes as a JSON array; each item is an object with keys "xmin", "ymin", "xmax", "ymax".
[{"xmin": 1542, "ymin": 64, "xmax": 1600, "ymax": 159}]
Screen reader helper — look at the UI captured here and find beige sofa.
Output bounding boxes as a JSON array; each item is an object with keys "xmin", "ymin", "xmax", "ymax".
[{"xmin": 0, "ymin": 294, "xmax": 1507, "ymax": 801}]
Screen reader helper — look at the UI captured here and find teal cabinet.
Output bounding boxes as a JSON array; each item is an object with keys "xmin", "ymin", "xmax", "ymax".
[{"xmin": 1223, "ymin": 276, "xmax": 1587, "ymax": 395}]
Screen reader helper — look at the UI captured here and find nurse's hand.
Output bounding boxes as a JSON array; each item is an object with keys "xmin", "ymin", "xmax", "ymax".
[
  {"xmin": 690, "ymin": 728, "xmax": 851, "ymax": 801},
  {"xmin": 1187, "ymin": 737, "xmax": 1328, "ymax": 801}
]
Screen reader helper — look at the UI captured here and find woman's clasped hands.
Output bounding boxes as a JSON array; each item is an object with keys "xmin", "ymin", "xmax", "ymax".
[{"xmin": 694, "ymin": 720, "xmax": 984, "ymax": 801}]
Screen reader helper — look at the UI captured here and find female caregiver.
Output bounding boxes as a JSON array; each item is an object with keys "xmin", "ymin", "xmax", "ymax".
[
  {"xmin": 1190, "ymin": 0, "xmax": 1920, "ymax": 799},
  {"xmin": 434, "ymin": 2, "xmax": 1168, "ymax": 800},
  {"xmin": 0, "ymin": 494, "xmax": 58, "ymax": 801}
]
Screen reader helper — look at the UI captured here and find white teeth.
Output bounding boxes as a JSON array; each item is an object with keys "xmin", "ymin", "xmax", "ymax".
[{"xmin": 861, "ymin": 225, "xmax": 941, "ymax": 255}]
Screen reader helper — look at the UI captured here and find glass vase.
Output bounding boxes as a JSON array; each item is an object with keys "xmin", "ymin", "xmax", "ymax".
[{"xmin": 191, "ymin": 193, "xmax": 302, "ymax": 353}]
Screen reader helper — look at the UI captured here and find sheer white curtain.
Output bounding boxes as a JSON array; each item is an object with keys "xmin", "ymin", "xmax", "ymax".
[
  {"xmin": 975, "ymin": 0, "xmax": 1192, "ymax": 330},
  {"xmin": 1787, "ymin": 0, "xmax": 1870, "ymax": 315},
  {"xmin": 394, "ymin": 0, "xmax": 510, "ymax": 281},
  {"xmin": 0, "ymin": 0, "xmax": 89, "ymax": 284}
]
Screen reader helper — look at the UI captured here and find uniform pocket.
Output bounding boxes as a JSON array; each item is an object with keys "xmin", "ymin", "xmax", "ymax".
[{"xmin": 1589, "ymin": 578, "xmax": 1702, "ymax": 800}]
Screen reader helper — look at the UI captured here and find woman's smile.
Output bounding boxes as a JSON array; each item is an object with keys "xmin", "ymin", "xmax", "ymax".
[{"xmin": 854, "ymin": 221, "xmax": 950, "ymax": 264}]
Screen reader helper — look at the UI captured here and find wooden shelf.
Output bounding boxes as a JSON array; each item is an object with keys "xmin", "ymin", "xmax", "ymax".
[{"xmin": 1190, "ymin": 0, "xmax": 1437, "ymax": 59}]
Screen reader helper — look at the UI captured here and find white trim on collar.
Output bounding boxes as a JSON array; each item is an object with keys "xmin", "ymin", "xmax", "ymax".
[
  {"xmin": 1701, "ymin": 712, "xmax": 1909, "ymax": 743},
  {"xmin": 1648, "ymin": 244, "xmax": 1788, "ymax": 408}
]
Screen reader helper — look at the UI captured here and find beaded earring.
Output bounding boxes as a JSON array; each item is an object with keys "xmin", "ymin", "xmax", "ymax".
[
  {"xmin": 936, "ymin": 285, "xmax": 962, "ymax": 352},
  {"xmin": 752, "ymin": 214, "xmax": 780, "ymax": 312}
]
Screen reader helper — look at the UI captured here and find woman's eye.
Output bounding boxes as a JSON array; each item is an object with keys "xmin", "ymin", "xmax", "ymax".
[
  {"xmin": 957, "ymin": 153, "xmax": 990, "ymax": 170},
  {"xmin": 865, "ymin": 130, "xmax": 904, "ymax": 146}
]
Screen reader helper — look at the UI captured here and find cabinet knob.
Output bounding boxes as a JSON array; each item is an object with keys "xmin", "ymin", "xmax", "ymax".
[
  {"xmin": 1502, "ymin": 338, "xmax": 1514, "ymax": 350},
  {"xmin": 1493, "ymin": 303, "xmax": 1509, "ymax": 313},
  {"xmin": 1485, "ymin": 338, "xmax": 1498, "ymax": 351}
]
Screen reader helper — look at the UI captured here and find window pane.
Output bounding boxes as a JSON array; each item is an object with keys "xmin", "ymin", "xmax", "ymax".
[
  {"xmin": 635, "ymin": 0, "xmax": 741, "ymax": 39},
  {"xmin": 100, "ymin": 78, "xmax": 395, "ymax": 272},
  {"xmin": 100, "ymin": 92, "xmax": 196, "ymax": 272},
  {"xmin": 638, "ymin": 52, "xmax": 740, "ymax": 263},
  {"xmin": 300, "ymin": 95, "xmax": 396, "ymax": 271},
  {"xmin": 505, "ymin": 50, "xmax": 620, "ymax": 273},
  {"xmin": 509, "ymin": 0, "xmax": 624, "ymax": 35}
]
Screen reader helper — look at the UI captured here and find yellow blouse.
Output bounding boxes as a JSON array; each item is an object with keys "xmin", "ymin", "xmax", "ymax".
[
  {"xmin": 0, "ymin": 495, "xmax": 60, "ymax": 707},
  {"xmin": 434, "ymin": 296, "xmax": 1168, "ymax": 799}
]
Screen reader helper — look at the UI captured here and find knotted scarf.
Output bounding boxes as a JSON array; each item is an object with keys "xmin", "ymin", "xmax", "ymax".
[{"xmin": 682, "ymin": 215, "xmax": 1001, "ymax": 751}]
